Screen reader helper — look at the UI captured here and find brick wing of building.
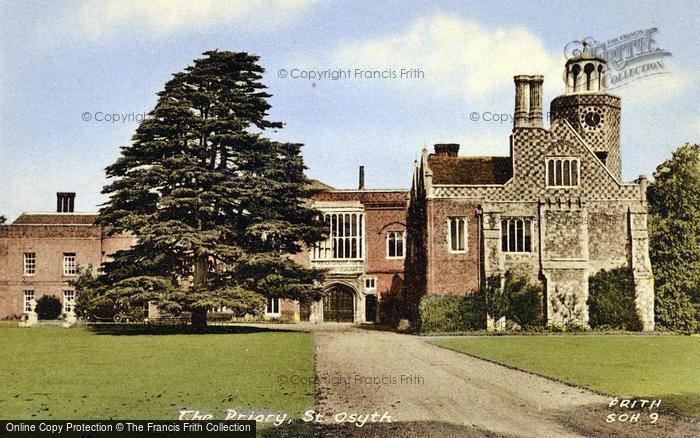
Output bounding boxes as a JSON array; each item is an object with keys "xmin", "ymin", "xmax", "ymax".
[
  {"xmin": 299, "ymin": 172, "xmax": 409, "ymax": 324},
  {"xmin": 404, "ymin": 44, "xmax": 654, "ymax": 330},
  {"xmin": 0, "ymin": 193, "xmax": 135, "ymax": 319},
  {"xmin": 0, "ymin": 185, "xmax": 410, "ymax": 325}
]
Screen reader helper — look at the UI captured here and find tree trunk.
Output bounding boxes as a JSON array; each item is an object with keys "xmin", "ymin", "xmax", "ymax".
[
  {"xmin": 191, "ymin": 307, "xmax": 208, "ymax": 327},
  {"xmin": 192, "ymin": 252, "xmax": 209, "ymax": 326}
]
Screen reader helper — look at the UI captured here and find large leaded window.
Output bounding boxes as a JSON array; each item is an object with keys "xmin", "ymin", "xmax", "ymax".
[
  {"xmin": 312, "ymin": 213, "xmax": 364, "ymax": 260},
  {"xmin": 501, "ymin": 218, "xmax": 533, "ymax": 253},
  {"xmin": 546, "ymin": 157, "xmax": 579, "ymax": 187}
]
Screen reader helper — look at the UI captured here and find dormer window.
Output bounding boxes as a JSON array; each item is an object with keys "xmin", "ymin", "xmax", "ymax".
[{"xmin": 546, "ymin": 158, "xmax": 580, "ymax": 187}]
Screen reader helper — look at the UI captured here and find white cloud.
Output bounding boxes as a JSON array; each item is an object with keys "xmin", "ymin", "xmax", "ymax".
[
  {"xmin": 78, "ymin": 0, "xmax": 315, "ymax": 38},
  {"xmin": 326, "ymin": 14, "xmax": 564, "ymax": 101},
  {"xmin": 611, "ymin": 71, "xmax": 689, "ymax": 103}
]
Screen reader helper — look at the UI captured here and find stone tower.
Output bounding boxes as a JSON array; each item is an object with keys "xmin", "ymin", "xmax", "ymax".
[{"xmin": 550, "ymin": 42, "xmax": 622, "ymax": 179}]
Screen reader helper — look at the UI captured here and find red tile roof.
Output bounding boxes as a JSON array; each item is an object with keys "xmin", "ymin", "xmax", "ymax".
[
  {"xmin": 428, "ymin": 155, "xmax": 512, "ymax": 185},
  {"xmin": 314, "ymin": 190, "xmax": 409, "ymax": 206}
]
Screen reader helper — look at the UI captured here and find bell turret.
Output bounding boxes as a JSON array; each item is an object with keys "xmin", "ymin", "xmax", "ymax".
[
  {"xmin": 550, "ymin": 40, "xmax": 622, "ymax": 179},
  {"xmin": 564, "ymin": 41, "xmax": 607, "ymax": 94}
]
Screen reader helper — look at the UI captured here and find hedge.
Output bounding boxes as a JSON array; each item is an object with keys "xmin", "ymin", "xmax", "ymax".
[
  {"xmin": 588, "ymin": 267, "xmax": 641, "ymax": 330},
  {"xmin": 419, "ymin": 294, "xmax": 485, "ymax": 332}
]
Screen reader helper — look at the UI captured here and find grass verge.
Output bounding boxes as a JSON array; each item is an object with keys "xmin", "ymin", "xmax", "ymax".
[
  {"xmin": 431, "ymin": 335, "xmax": 700, "ymax": 418},
  {"xmin": 0, "ymin": 325, "xmax": 314, "ymax": 422}
]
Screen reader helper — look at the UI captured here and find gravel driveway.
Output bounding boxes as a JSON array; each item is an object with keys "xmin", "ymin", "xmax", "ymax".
[{"xmin": 312, "ymin": 327, "xmax": 698, "ymax": 437}]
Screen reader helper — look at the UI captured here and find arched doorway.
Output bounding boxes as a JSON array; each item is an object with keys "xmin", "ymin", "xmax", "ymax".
[
  {"xmin": 299, "ymin": 302, "xmax": 311, "ymax": 321},
  {"xmin": 323, "ymin": 284, "xmax": 355, "ymax": 322},
  {"xmin": 365, "ymin": 294, "xmax": 377, "ymax": 323}
]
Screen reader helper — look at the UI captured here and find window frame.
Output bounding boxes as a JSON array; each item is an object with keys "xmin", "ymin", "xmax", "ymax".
[
  {"xmin": 386, "ymin": 231, "xmax": 405, "ymax": 260},
  {"xmin": 62, "ymin": 252, "xmax": 77, "ymax": 276},
  {"xmin": 63, "ymin": 290, "xmax": 75, "ymax": 314},
  {"xmin": 364, "ymin": 276, "xmax": 377, "ymax": 290},
  {"xmin": 500, "ymin": 218, "xmax": 534, "ymax": 253},
  {"xmin": 546, "ymin": 157, "xmax": 580, "ymax": 188},
  {"xmin": 23, "ymin": 290, "xmax": 35, "ymax": 313},
  {"xmin": 23, "ymin": 252, "xmax": 36, "ymax": 276},
  {"xmin": 265, "ymin": 297, "xmax": 280, "ymax": 316},
  {"xmin": 447, "ymin": 217, "xmax": 468, "ymax": 253},
  {"xmin": 312, "ymin": 211, "xmax": 364, "ymax": 260}
]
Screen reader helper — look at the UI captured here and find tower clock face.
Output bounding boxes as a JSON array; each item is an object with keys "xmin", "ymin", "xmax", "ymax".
[
  {"xmin": 581, "ymin": 107, "xmax": 604, "ymax": 130},
  {"xmin": 584, "ymin": 112, "xmax": 601, "ymax": 127}
]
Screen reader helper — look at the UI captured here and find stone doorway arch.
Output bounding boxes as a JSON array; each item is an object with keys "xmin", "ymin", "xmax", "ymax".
[{"xmin": 323, "ymin": 283, "xmax": 355, "ymax": 322}]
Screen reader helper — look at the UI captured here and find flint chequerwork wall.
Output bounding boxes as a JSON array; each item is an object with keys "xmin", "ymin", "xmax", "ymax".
[{"xmin": 405, "ymin": 52, "xmax": 655, "ymax": 330}]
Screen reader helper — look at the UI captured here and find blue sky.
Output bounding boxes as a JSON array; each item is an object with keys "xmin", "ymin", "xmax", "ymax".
[{"xmin": 1, "ymin": 0, "xmax": 699, "ymax": 220}]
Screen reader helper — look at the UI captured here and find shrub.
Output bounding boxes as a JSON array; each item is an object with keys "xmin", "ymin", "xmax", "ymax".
[
  {"xmin": 546, "ymin": 322, "xmax": 590, "ymax": 332},
  {"xmin": 549, "ymin": 288, "xmax": 585, "ymax": 326},
  {"xmin": 588, "ymin": 267, "xmax": 641, "ymax": 331},
  {"xmin": 485, "ymin": 272, "xmax": 544, "ymax": 329},
  {"xmin": 379, "ymin": 292, "xmax": 400, "ymax": 325},
  {"xmin": 71, "ymin": 266, "xmax": 115, "ymax": 321},
  {"xmin": 35, "ymin": 295, "xmax": 63, "ymax": 320},
  {"xmin": 207, "ymin": 312, "xmax": 233, "ymax": 323},
  {"xmin": 418, "ymin": 294, "xmax": 485, "ymax": 332},
  {"xmin": 503, "ymin": 272, "xmax": 543, "ymax": 328},
  {"xmin": 396, "ymin": 319, "xmax": 412, "ymax": 332}
]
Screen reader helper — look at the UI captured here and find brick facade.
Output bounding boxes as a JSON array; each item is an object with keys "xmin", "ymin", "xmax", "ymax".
[
  {"xmin": 299, "ymin": 189, "xmax": 409, "ymax": 324},
  {"xmin": 0, "ymin": 217, "xmax": 135, "ymax": 319}
]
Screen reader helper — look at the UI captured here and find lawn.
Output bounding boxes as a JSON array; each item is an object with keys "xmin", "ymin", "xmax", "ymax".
[
  {"xmin": 0, "ymin": 325, "xmax": 315, "ymax": 422},
  {"xmin": 431, "ymin": 336, "xmax": 700, "ymax": 418}
]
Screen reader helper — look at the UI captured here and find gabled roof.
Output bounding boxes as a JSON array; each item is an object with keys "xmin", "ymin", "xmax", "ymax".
[
  {"xmin": 12, "ymin": 213, "xmax": 99, "ymax": 225},
  {"xmin": 428, "ymin": 155, "xmax": 512, "ymax": 185}
]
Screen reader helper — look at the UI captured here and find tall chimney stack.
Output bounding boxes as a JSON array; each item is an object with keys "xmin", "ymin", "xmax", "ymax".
[
  {"xmin": 434, "ymin": 144, "xmax": 460, "ymax": 157},
  {"xmin": 528, "ymin": 75, "xmax": 544, "ymax": 128},
  {"xmin": 513, "ymin": 75, "xmax": 530, "ymax": 128},
  {"xmin": 358, "ymin": 166, "xmax": 365, "ymax": 190},
  {"xmin": 57, "ymin": 192, "xmax": 75, "ymax": 213}
]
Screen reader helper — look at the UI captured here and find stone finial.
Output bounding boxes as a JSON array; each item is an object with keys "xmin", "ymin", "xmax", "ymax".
[{"xmin": 637, "ymin": 174, "xmax": 648, "ymax": 200}]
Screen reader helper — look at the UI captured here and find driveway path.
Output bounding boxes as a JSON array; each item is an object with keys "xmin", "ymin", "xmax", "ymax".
[{"xmin": 312, "ymin": 327, "xmax": 697, "ymax": 437}]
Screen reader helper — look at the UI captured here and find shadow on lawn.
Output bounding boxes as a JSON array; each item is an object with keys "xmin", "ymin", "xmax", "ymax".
[
  {"xmin": 555, "ymin": 401, "xmax": 700, "ymax": 437},
  {"xmin": 258, "ymin": 420, "xmax": 498, "ymax": 437},
  {"xmin": 357, "ymin": 323, "xmax": 398, "ymax": 333},
  {"xmin": 87, "ymin": 323, "xmax": 306, "ymax": 336}
]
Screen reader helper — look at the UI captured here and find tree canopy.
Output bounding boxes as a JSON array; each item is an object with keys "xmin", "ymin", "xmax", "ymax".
[
  {"xmin": 648, "ymin": 143, "xmax": 699, "ymax": 332},
  {"xmin": 88, "ymin": 50, "xmax": 326, "ymax": 325}
]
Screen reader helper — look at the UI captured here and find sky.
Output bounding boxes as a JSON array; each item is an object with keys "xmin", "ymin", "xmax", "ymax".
[{"xmin": 1, "ymin": 0, "xmax": 699, "ymax": 221}]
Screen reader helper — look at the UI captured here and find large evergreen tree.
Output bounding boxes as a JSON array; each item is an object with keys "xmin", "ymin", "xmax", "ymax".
[
  {"xmin": 97, "ymin": 50, "xmax": 326, "ymax": 325},
  {"xmin": 648, "ymin": 143, "xmax": 699, "ymax": 332}
]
